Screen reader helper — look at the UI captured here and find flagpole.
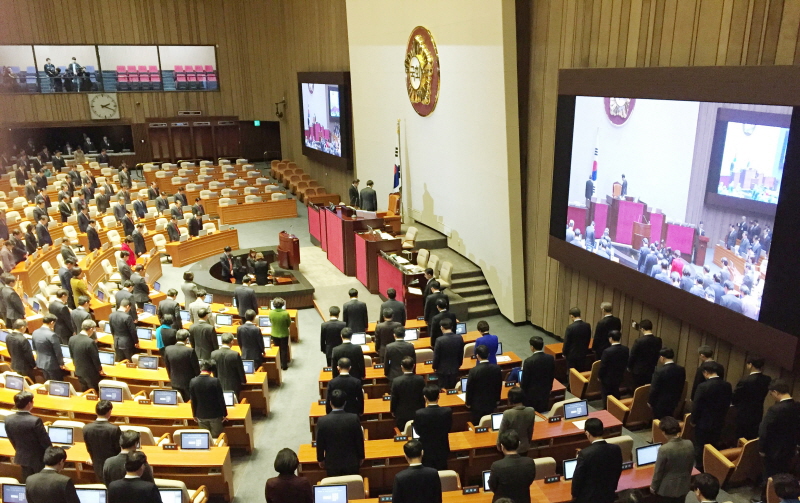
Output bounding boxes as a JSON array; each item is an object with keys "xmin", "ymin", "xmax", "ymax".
[{"xmin": 397, "ymin": 119, "xmax": 402, "ymax": 219}]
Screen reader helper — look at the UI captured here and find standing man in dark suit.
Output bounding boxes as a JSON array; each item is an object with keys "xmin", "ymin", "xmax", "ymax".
[
  {"xmin": 521, "ymin": 336, "xmax": 555, "ymax": 413},
  {"xmin": 571, "ymin": 418, "xmax": 623, "ymax": 503},
  {"xmin": 563, "ymin": 307, "xmax": 591, "ymax": 374},
  {"xmin": 166, "ymin": 216, "xmax": 180, "ymax": 242},
  {"xmin": 58, "ymin": 195, "xmax": 73, "ymax": 223},
  {"xmin": 169, "ymin": 200, "xmax": 183, "ymax": 221},
  {"xmin": 107, "ymin": 452, "xmax": 163, "ymax": 503},
  {"xmin": 32, "ymin": 315, "xmax": 64, "ymax": 382},
  {"xmin": 77, "ymin": 207, "xmax": 90, "ymax": 233},
  {"xmin": 163, "ymin": 330, "xmax": 200, "ymax": 401},
  {"xmin": 130, "ymin": 265, "xmax": 149, "ymax": 309},
  {"xmin": 429, "ymin": 298, "xmax": 457, "ymax": 346},
  {"xmin": 131, "ymin": 224, "xmax": 146, "ymax": 257},
  {"xmin": 174, "ymin": 186, "xmax": 188, "ymax": 207},
  {"xmin": 375, "ymin": 308, "xmax": 402, "ymax": 360},
  {"xmin": 488, "ymin": 430, "xmax": 536, "ymax": 503},
  {"xmin": 331, "ymin": 328, "xmax": 365, "ymax": 380},
  {"xmin": 116, "ymin": 252, "xmax": 132, "ymax": 282},
  {"xmin": 192, "ymin": 197, "xmax": 205, "ymax": 217},
  {"xmin": 627, "ymin": 319, "xmax": 662, "ymax": 388},
  {"xmin": 422, "ymin": 269, "xmax": 435, "ymax": 299},
  {"xmin": 315, "ymin": 389, "xmax": 365, "ymax": 476},
  {"xmin": 119, "ymin": 209, "xmax": 134, "ymax": 235},
  {"xmin": 342, "ymin": 288, "xmax": 368, "ymax": 332},
  {"xmin": 384, "ymin": 327, "xmax": 417, "ymax": 381},
  {"xmin": 219, "ymin": 246, "xmax": 235, "ymax": 283},
  {"xmin": 465, "ymin": 344, "xmax": 502, "ymax": 424},
  {"xmin": 691, "ymin": 361, "xmax": 732, "ymax": 469},
  {"xmin": 50, "ymin": 289, "xmax": 74, "ymax": 343},
  {"xmin": 108, "ymin": 300, "xmax": 138, "ymax": 362},
  {"xmin": 24, "ymin": 447, "xmax": 80, "ymax": 503},
  {"xmin": 348, "ymin": 179, "xmax": 360, "ymax": 207},
  {"xmin": 379, "ymin": 288, "xmax": 406, "ymax": 326},
  {"xmin": 392, "ymin": 440, "xmax": 442, "ymax": 503},
  {"xmin": 432, "ymin": 318, "xmax": 464, "ymax": 390},
  {"xmin": 157, "ymin": 289, "xmax": 182, "ymax": 330},
  {"xmin": 326, "ymin": 358, "xmax": 363, "ymax": 415},
  {"xmin": 5, "ymin": 391, "xmax": 52, "ymax": 480},
  {"xmin": 424, "ymin": 281, "xmax": 447, "ymax": 325},
  {"xmin": 188, "ymin": 308, "xmax": 218, "ymax": 360},
  {"xmin": 759, "ymin": 379, "xmax": 800, "ymax": 484},
  {"xmin": 95, "ymin": 187, "xmax": 110, "ymax": 214},
  {"xmin": 7, "ymin": 320, "xmax": 36, "ymax": 380},
  {"xmin": 82, "ymin": 400, "xmax": 121, "ymax": 483},
  {"xmin": 648, "ymin": 348, "xmax": 686, "ymax": 420},
  {"xmin": 390, "ymin": 357, "xmax": 425, "ymax": 429},
  {"xmin": 189, "ymin": 360, "xmax": 228, "ymax": 438},
  {"xmin": 132, "ymin": 196, "xmax": 147, "ymax": 220},
  {"xmin": 584, "ymin": 175, "xmax": 594, "ymax": 208},
  {"xmin": 731, "ymin": 355, "xmax": 771, "ymax": 440},
  {"xmin": 234, "ymin": 277, "xmax": 258, "ymax": 322},
  {"xmin": 650, "ymin": 416, "xmax": 696, "ymax": 503},
  {"xmin": 210, "ymin": 334, "xmax": 247, "ymax": 396},
  {"xmin": 69, "ymin": 320, "xmax": 103, "ymax": 392},
  {"xmin": 1, "ymin": 273, "xmax": 26, "ymax": 326},
  {"xmin": 598, "ymin": 330, "xmax": 629, "ymax": 406},
  {"xmin": 35, "ymin": 215, "xmax": 52, "ymax": 247},
  {"xmin": 592, "ymin": 302, "xmax": 621, "ymax": 359},
  {"xmin": 359, "ymin": 180, "xmax": 377, "ymax": 211},
  {"xmin": 236, "ymin": 310, "xmax": 264, "ymax": 370},
  {"xmin": 691, "ymin": 345, "xmax": 724, "ymax": 400},
  {"xmin": 621, "ymin": 174, "xmax": 628, "ymax": 196},
  {"xmin": 102, "ymin": 431, "xmax": 154, "ymax": 485},
  {"xmin": 114, "ymin": 283, "xmax": 133, "ymax": 310},
  {"xmin": 320, "ymin": 306, "xmax": 346, "ymax": 367},
  {"xmin": 414, "ymin": 385, "xmax": 452, "ymax": 470}
]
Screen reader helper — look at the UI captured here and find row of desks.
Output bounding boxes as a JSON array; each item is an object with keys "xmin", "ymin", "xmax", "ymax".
[{"xmin": 164, "ymin": 228, "xmax": 239, "ymax": 266}]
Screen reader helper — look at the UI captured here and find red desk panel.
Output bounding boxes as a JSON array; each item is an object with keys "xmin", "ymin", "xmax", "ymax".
[
  {"xmin": 666, "ymin": 223, "xmax": 695, "ymax": 255},
  {"xmin": 355, "ymin": 233, "xmax": 369, "ymax": 287},
  {"xmin": 325, "ymin": 209, "xmax": 345, "ymax": 273},
  {"xmin": 567, "ymin": 205, "xmax": 587, "ymax": 229},
  {"xmin": 593, "ymin": 202, "xmax": 608, "ymax": 236},
  {"xmin": 649, "ymin": 211, "xmax": 664, "ymax": 244},
  {"xmin": 378, "ymin": 254, "xmax": 405, "ymax": 303},
  {"xmin": 615, "ymin": 200, "xmax": 644, "ymax": 245},
  {"xmin": 308, "ymin": 205, "xmax": 321, "ymax": 243}
]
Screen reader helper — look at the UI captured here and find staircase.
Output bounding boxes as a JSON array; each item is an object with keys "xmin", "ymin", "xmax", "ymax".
[{"xmin": 447, "ymin": 267, "xmax": 500, "ymax": 319}]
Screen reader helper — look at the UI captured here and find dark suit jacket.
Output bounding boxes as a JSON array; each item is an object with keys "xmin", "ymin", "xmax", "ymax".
[
  {"xmin": 69, "ymin": 334, "xmax": 102, "ymax": 385},
  {"xmin": 107, "ymin": 477, "xmax": 162, "ymax": 503},
  {"xmin": 164, "ymin": 343, "xmax": 200, "ymax": 391},
  {"xmin": 120, "ymin": 215, "xmax": 134, "ymax": 237},
  {"xmin": 170, "ymin": 205, "xmax": 183, "ymax": 220},
  {"xmin": 393, "ymin": 464, "xmax": 442, "ymax": 503},
  {"xmin": 732, "ymin": 372, "xmax": 771, "ymax": 428},
  {"xmin": 24, "ymin": 468, "xmax": 80, "ymax": 503},
  {"xmin": 189, "ymin": 320, "xmax": 218, "ymax": 360},
  {"xmin": 155, "ymin": 196, "xmax": 168, "ymax": 212},
  {"xmin": 379, "ymin": 299, "xmax": 406, "ymax": 326},
  {"xmin": 265, "ymin": 474, "xmax": 313, "ymax": 503},
  {"xmin": 157, "ymin": 297, "xmax": 182, "ymax": 329},
  {"xmin": 131, "ymin": 230, "xmax": 146, "ymax": 256},
  {"xmin": 320, "ymin": 319, "xmax": 346, "ymax": 361},
  {"xmin": 50, "ymin": 300, "xmax": 75, "ymax": 342},
  {"xmin": 108, "ymin": 310, "xmax": 137, "ymax": 351},
  {"xmin": 219, "ymin": 253, "xmax": 234, "ymax": 280},
  {"xmin": 5, "ymin": 411, "xmax": 51, "ymax": 469},
  {"xmin": 359, "ymin": 187, "xmax": 377, "ymax": 211},
  {"xmin": 77, "ymin": 211, "xmax": 90, "ymax": 233},
  {"xmin": 116, "ymin": 259, "xmax": 132, "ymax": 282},
  {"xmin": 465, "ymin": 361, "xmax": 503, "ymax": 415},
  {"xmin": 167, "ymin": 222, "xmax": 180, "ymax": 242},
  {"xmin": 188, "ymin": 216, "xmax": 202, "ymax": 237},
  {"xmin": 132, "ymin": 200, "xmax": 147, "ymax": 219},
  {"xmin": 326, "ymin": 373, "xmax": 364, "ymax": 415},
  {"xmin": 384, "ymin": 340, "xmax": 417, "ymax": 381},
  {"xmin": 236, "ymin": 323, "xmax": 265, "ymax": 368},
  {"xmin": 691, "ymin": 361, "xmax": 725, "ymax": 399},
  {"xmin": 102, "ymin": 453, "xmax": 154, "ymax": 485},
  {"xmin": 488, "ymin": 454, "xmax": 536, "ymax": 503},
  {"xmin": 1, "ymin": 286, "xmax": 25, "ymax": 321},
  {"xmin": 374, "ymin": 320, "xmax": 402, "ymax": 357},
  {"xmin": 342, "ymin": 299, "xmax": 368, "ymax": 332},
  {"xmin": 424, "ymin": 292, "xmax": 448, "ymax": 325},
  {"xmin": 36, "ymin": 222, "xmax": 52, "ymax": 246},
  {"xmin": 571, "ymin": 440, "xmax": 623, "ymax": 503},
  {"xmin": 114, "ymin": 289, "xmax": 133, "ymax": 310},
  {"xmin": 521, "ymin": 352, "xmax": 555, "ymax": 412},
  {"xmin": 649, "ymin": 363, "xmax": 686, "ymax": 418},
  {"xmin": 598, "ymin": 344, "xmax": 629, "ymax": 390},
  {"xmin": 692, "ymin": 377, "xmax": 733, "ymax": 431},
  {"xmin": 433, "ymin": 333, "xmax": 464, "ymax": 377},
  {"xmin": 83, "ymin": 420, "xmax": 121, "ymax": 482},
  {"xmin": 414, "ymin": 405, "xmax": 452, "ymax": 469},
  {"xmin": 210, "ymin": 346, "xmax": 247, "ymax": 394},
  {"xmin": 627, "ymin": 334, "xmax": 663, "ymax": 379},
  {"xmin": 759, "ymin": 398, "xmax": 800, "ymax": 460},
  {"xmin": 331, "ymin": 342, "xmax": 365, "ymax": 379},
  {"xmin": 32, "ymin": 326, "xmax": 63, "ymax": 373},
  {"xmin": 390, "ymin": 373, "xmax": 425, "ymax": 428},
  {"xmin": 7, "ymin": 331, "xmax": 36, "ymax": 377},
  {"xmin": 430, "ymin": 310, "xmax": 457, "ymax": 345},
  {"xmin": 315, "ymin": 410, "xmax": 365, "ymax": 474},
  {"xmin": 71, "ymin": 308, "xmax": 92, "ymax": 337},
  {"xmin": 592, "ymin": 315, "xmax": 621, "ymax": 355},
  {"xmin": 349, "ymin": 185, "xmax": 360, "ymax": 206},
  {"xmin": 234, "ymin": 286, "xmax": 258, "ymax": 318},
  {"xmin": 130, "ymin": 273, "xmax": 149, "ymax": 304},
  {"xmin": 189, "ymin": 373, "xmax": 228, "ymax": 419},
  {"xmin": 563, "ymin": 320, "xmax": 591, "ymax": 367}
]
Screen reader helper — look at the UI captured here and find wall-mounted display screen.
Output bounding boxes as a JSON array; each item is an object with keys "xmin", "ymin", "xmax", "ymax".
[
  {"xmin": 297, "ymin": 72, "xmax": 352, "ymax": 170},
  {"xmin": 33, "ymin": 45, "xmax": 101, "ymax": 93},
  {"xmin": 0, "ymin": 45, "xmax": 37, "ymax": 93}
]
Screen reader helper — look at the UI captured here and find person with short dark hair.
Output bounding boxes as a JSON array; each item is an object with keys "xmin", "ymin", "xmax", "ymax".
[
  {"xmin": 219, "ymin": 246, "xmax": 235, "ymax": 282},
  {"xmin": 496, "ymin": 387, "xmax": 535, "ymax": 454},
  {"xmin": 326, "ymin": 357, "xmax": 363, "ymax": 415},
  {"xmin": 269, "ymin": 297, "xmax": 291, "ymax": 371},
  {"xmin": 429, "ymin": 297, "xmax": 456, "ymax": 346},
  {"xmin": 378, "ymin": 287, "xmax": 406, "ymax": 326},
  {"xmin": 320, "ymin": 306, "xmax": 346, "ymax": 367},
  {"xmin": 157, "ymin": 289, "xmax": 182, "ymax": 331},
  {"xmin": 83, "ymin": 400, "xmax": 121, "ymax": 483},
  {"xmin": 107, "ymin": 451, "xmax": 162, "ymax": 502},
  {"xmin": 342, "ymin": 288, "xmax": 368, "ymax": 333},
  {"xmin": 103, "ymin": 431, "xmax": 154, "ymax": 485},
  {"xmin": 6, "ymin": 391, "xmax": 52, "ymax": 480},
  {"xmin": 163, "ymin": 329, "xmax": 200, "ymax": 401},
  {"xmin": 627, "ymin": 319, "xmax": 662, "ymax": 388},
  {"xmin": 210, "ymin": 333, "xmax": 247, "ymax": 396},
  {"xmin": 23, "ymin": 446, "xmax": 80, "ymax": 503},
  {"xmin": 265, "ymin": 448, "xmax": 313, "ymax": 503},
  {"xmin": 7, "ymin": 319, "xmax": 36, "ymax": 380},
  {"xmin": 189, "ymin": 359, "xmax": 228, "ymax": 438},
  {"xmin": 384, "ymin": 325, "xmax": 416, "ymax": 381},
  {"xmin": 773, "ymin": 473, "xmax": 800, "ymax": 503},
  {"xmin": 1, "ymin": 273, "xmax": 26, "ymax": 326},
  {"xmin": 650, "ymin": 416, "xmax": 694, "ymax": 503},
  {"xmin": 375, "ymin": 307, "xmax": 403, "ymax": 360},
  {"xmin": 598, "ymin": 330, "xmax": 628, "ymax": 406},
  {"xmin": 414, "ymin": 385, "xmax": 452, "ymax": 470},
  {"xmin": 71, "ymin": 295, "xmax": 92, "ymax": 334},
  {"xmin": 392, "ymin": 439, "xmax": 442, "ymax": 503},
  {"xmin": 70, "ymin": 320, "xmax": 102, "ymax": 392},
  {"xmin": 424, "ymin": 280, "xmax": 447, "ymax": 325},
  {"xmin": 731, "ymin": 355, "xmax": 771, "ymax": 440},
  {"xmin": 759, "ymin": 379, "xmax": 800, "ymax": 487},
  {"xmin": 691, "ymin": 360, "xmax": 732, "ymax": 470},
  {"xmin": 32, "ymin": 314, "xmax": 63, "ymax": 381},
  {"xmin": 690, "ymin": 473, "xmax": 720, "ymax": 503},
  {"xmin": 475, "ymin": 320, "xmax": 499, "ymax": 364},
  {"xmin": 234, "ymin": 276, "xmax": 258, "ymax": 322},
  {"xmin": 390, "ymin": 356, "xmax": 425, "ymax": 429},
  {"xmin": 315, "ymin": 389, "xmax": 364, "ymax": 476},
  {"xmin": 331, "ymin": 328, "xmax": 365, "ymax": 380},
  {"xmin": 359, "ymin": 179, "xmax": 377, "ymax": 211},
  {"xmin": 465, "ymin": 344, "xmax": 502, "ymax": 423},
  {"xmin": 592, "ymin": 302, "xmax": 621, "ymax": 359},
  {"xmin": 189, "ymin": 308, "xmax": 218, "ymax": 360},
  {"xmin": 563, "ymin": 307, "xmax": 591, "ymax": 373},
  {"xmin": 50, "ymin": 289, "xmax": 74, "ymax": 344},
  {"xmin": 571, "ymin": 418, "xmax": 623, "ymax": 503},
  {"xmin": 432, "ymin": 318, "xmax": 464, "ymax": 390},
  {"xmin": 108, "ymin": 300, "xmax": 138, "ymax": 361},
  {"xmin": 691, "ymin": 345, "xmax": 724, "ymax": 399},
  {"xmin": 649, "ymin": 347, "xmax": 686, "ymax": 420},
  {"xmin": 521, "ymin": 335, "xmax": 555, "ymax": 413},
  {"xmin": 488, "ymin": 430, "xmax": 536, "ymax": 503},
  {"xmin": 237, "ymin": 309, "xmax": 265, "ymax": 369},
  {"xmin": 86, "ymin": 219, "xmax": 101, "ymax": 251},
  {"xmin": 349, "ymin": 179, "xmax": 360, "ymax": 207}
]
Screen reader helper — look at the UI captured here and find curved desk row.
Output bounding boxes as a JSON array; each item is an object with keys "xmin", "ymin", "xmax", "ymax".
[
  {"xmin": 164, "ymin": 228, "xmax": 239, "ymax": 267},
  {"xmin": 216, "ymin": 198, "xmax": 298, "ymax": 225}
]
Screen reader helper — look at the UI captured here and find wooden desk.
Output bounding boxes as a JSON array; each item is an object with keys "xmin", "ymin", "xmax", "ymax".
[
  {"xmin": 350, "ymin": 489, "xmax": 548, "ymax": 503},
  {"xmin": 324, "ymin": 207, "xmax": 385, "ymax": 276},
  {"xmin": 361, "ymin": 330, "xmax": 479, "ymax": 357},
  {"xmin": 217, "ymin": 198, "xmax": 297, "ymax": 225},
  {"xmin": 305, "ymin": 193, "xmax": 340, "ymax": 207},
  {"xmin": 377, "ymin": 253, "xmax": 425, "ymax": 319},
  {"xmin": 165, "ymin": 229, "xmax": 239, "ymax": 267},
  {"xmin": 365, "ymin": 318, "xmax": 427, "ymax": 335},
  {"xmin": 355, "ymin": 232, "xmax": 402, "ymax": 294},
  {"xmin": 12, "ymin": 245, "xmax": 60, "ymax": 293}
]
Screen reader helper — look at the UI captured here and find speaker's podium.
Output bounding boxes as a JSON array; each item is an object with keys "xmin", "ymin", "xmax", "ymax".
[
  {"xmin": 695, "ymin": 234, "xmax": 710, "ymax": 265},
  {"xmin": 632, "ymin": 220, "xmax": 651, "ymax": 250},
  {"xmin": 278, "ymin": 231, "xmax": 300, "ymax": 269}
]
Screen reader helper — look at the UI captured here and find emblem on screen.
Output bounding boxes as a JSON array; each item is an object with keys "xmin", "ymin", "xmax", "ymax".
[
  {"xmin": 604, "ymin": 97, "xmax": 636, "ymax": 125},
  {"xmin": 404, "ymin": 26, "xmax": 440, "ymax": 117}
]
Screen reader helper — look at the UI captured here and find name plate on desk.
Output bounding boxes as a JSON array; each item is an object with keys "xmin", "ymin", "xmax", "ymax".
[
  {"xmin": 85, "ymin": 394, "xmax": 98, "ymax": 401},
  {"xmin": 318, "ymin": 400, "xmax": 326, "ymax": 405},
  {"xmin": 548, "ymin": 416, "xmax": 562, "ymax": 423},
  {"xmin": 36, "ymin": 388, "xmax": 48, "ymax": 395},
  {"xmin": 544, "ymin": 476, "xmax": 561, "ymax": 484},
  {"xmin": 162, "ymin": 443, "xmax": 177, "ymax": 450},
  {"xmin": 139, "ymin": 399, "xmax": 151, "ymax": 405},
  {"xmin": 382, "ymin": 395, "xmax": 391, "ymax": 401},
  {"xmin": 425, "ymin": 360, "xmax": 433, "ymax": 365},
  {"xmin": 474, "ymin": 427, "xmax": 489, "ymax": 433},
  {"xmin": 621, "ymin": 461, "xmax": 634, "ymax": 470},
  {"xmin": 417, "ymin": 316, "xmax": 425, "ymax": 321},
  {"xmin": 323, "ymin": 367, "xmax": 332, "ymax": 372},
  {"xmin": 446, "ymin": 389, "xmax": 459, "ymax": 395},
  {"xmin": 504, "ymin": 381, "xmax": 517, "ymax": 387},
  {"xmin": 373, "ymin": 364, "xmax": 384, "ymax": 369},
  {"xmin": 393, "ymin": 436, "xmax": 408, "ymax": 442},
  {"xmin": 462, "ymin": 487, "xmax": 480, "ymax": 495},
  {"xmin": 427, "ymin": 375, "xmax": 438, "ymax": 381},
  {"xmin": 379, "ymin": 496, "xmax": 393, "ymax": 502},
  {"xmin": 126, "ymin": 363, "xmax": 137, "ymax": 368}
]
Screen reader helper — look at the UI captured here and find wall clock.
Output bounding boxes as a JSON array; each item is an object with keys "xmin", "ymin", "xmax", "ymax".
[
  {"xmin": 88, "ymin": 93, "xmax": 120, "ymax": 120},
  {"xmin": 404, "ymin": 26, "xmax": 440, "ymax": 117}
]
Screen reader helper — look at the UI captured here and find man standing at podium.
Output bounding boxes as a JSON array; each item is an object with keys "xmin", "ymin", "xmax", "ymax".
[
  {"xmin": 621, "ymin": 174, "xmax": 627, "ymax": 197},
  {"xmin": 585, "ymin": 175, "xmax": 594, "ymax": 208},
  {"xmin": 349, "ymin": 179, "xmax": 360, "ymax": 207},
  {"xmin": 359, "ymin": 180, "xmax": 377, "ymax": 211}
]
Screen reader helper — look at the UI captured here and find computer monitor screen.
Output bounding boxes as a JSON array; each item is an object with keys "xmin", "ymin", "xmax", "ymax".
[
  {"xmin": 143, "ymin": 303, "xmax": 156, "ymax": 315},
  {"xmin": 180, "ymin": 431, "xmax": 210, "ymax": 450},
  {"xmin": 76, "ymin": 488, "xmax": 107, "ymax": 503},
  {"xmin": 99, "ymin": 321, "xmax": 109, "ymax": 333},
  {"xmin": 95, "ymin": 290, "xmax": 104, "ymax": 302},
  {"xmin": 60, "ymin": 345, "xmax": 71, "ymax": 359},
  {"xmin": 5, "ymin": 375, "xmax": 23, "ymax": 391},
  {"xmin": 158, "ymin": 488, "xmax": 183, "ymax": 503},
  {"xmin": 491, "ymin": 413, "xmax": 503, "ymax": 431},
  {"xmin": 403, "ymin": 328, "xmax": 419, "ymax": 341},
  {"xmin": 0, "ymin": 331, "xmax": 8, "ymax": 342},
  {"xmin": 3, "ymin": 483, "xmax": 27, "ymax": 503},
  {"xmin": 259, "ymin": 316, "xmax": 271, "ymax": 327},
  {"xmin": 215, "ymin": 314, "xmax": 233, "ymax": 326},
  {"xmin": 350, "ymin": 332, "xmax": 366, "ymax": 345},
  {"xmin": 223, "ymin": 391, "xmax": 236, "ymax": 407},
  {"xmin": 460, "ymin": 377, "xmax": 468, "ymax": 392},
  {"xmin": 98, "ymin": 351, "xmax": 115, "ymax": 366},
  {"xmin": 153, "ymin": 281, "xmax": 161, "ymax": 292},
  {"xmin": 99, "ymin": 386, "xmax": 123, "ymax": 402},
  {"xmin": 412, "ymin": 426, "xmax": 419, "ymax": 439},
  {"xmin": 563, "ymin": 458, "xmax": 578, "ymax": 480},
  {"xmin": 204, "ymin": 293, "xmax": 213, "ymax": 303},
  {"xmin": 180, "ymin": 310, "xmax": 191, "ymax": 323},
  {"xmin": 496, "ymin": 342, "xmax": 503, "ymax": 355},
  {"xmin": 263, "ymin": 336, "xmax": 272, "ymax": 348},
  {"xmin": 136, "ymin": 327, "xmax": 153, "ymax": 340},
  {"xmin": 49, "ymin": 381, "xmax": 70, "ymax": 397},
  {"xmin": 137, "ymin": 356, "xmax": 158, "ymax": 369},
  {"xmin": 31, "ymin": 301, "xmax": 40, "ymax": 313},
  {"xmin": 48, "ymin": 426, "xmax": 74, "ymax": 444},
  {"xmin": 482, "ymin": 470, "xmax": 492, "ymax": 491},
  {"xmin": 313, "ymin": 484, "xmax": 347, "ymax": 503},
  {"xmin": 636, "ymin": 443, "xmax": 662, "ymax": 467},
  {"xmin": 242, "ymin": 360, "xmax": 255, "ymax": 374},
  {"xmin": 456, "ymin": 322, "xmax": 467, "ymax": 335},
  {"xmin": 28, "ymin": 339, "xmax": 33, "ymax": 351},
  {"xmin": 153, "ymin": 389, "xmax": 178, "ymax": 405},
  {"xmin": 564, "ymin": 400, "xmax": 589, "ymax": 420},
  {"xmin": 0, "ymin": 422, "xmax": 7, "ymax": 438}
]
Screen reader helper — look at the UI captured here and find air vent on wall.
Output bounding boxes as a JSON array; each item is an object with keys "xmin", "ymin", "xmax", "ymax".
[
  {"xmin": 149, "ymin": 123, "xmax": 168, "ymax": 128},
  {"xmin": 218, "ymin": 121, "xmax": 235, "ymax": 126},
  {"xmin": 178, "ymin": 110, "xmax": 203, "ymax": 116},
  {"xmin": 171, "ymin": 122, "xmax": 189, "ymax": 127},
  {"xmin": 193, "ymin": 122, "xmax": 211, "ymax": 126}
]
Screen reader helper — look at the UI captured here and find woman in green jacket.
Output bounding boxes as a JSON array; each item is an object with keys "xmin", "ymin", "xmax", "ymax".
[{"xmin": 269, "ymin": 297, "xmax": 291, "ymax": 370}]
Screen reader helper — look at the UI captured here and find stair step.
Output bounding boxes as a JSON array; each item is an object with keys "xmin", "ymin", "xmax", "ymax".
[
  {"xmin": 451, "ymin": 270, "xmax": 484, "ymax": 280},
  {"xmin": 468, "ymin": 305, "xmax": 501, "ymax": 317},
  {"xmin": 449, "ymin": 278, "xmax": 488, "ymax": 290},
  {"xmin": 456, "ymin": 285, "xmax": 493, "ymax": 297},
  {"xmin": 464, "ymin": 293, "xmax": 496, "ymax": 306}
]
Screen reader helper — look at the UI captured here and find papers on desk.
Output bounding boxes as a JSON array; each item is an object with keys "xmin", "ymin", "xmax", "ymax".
[
  {"xmin": 496, "ymin": 355, "xmax": 512, "ymax": 363},
  {"xmin": 394, "ymin": 256, "xmax": 410, "ymax": 264},
  {"xmin": 457, "ymin": 393, "xmax": 466, "ymax": 402},
  {"xmin": 408, "ymin": 287, "xmax": 423, "ymax": 296},
  {"xmin": 380, "ymin": 232, "xmax": 395, "ymax": 240},
  {"xmin": 571, "ymin": 420, "xmax": 587, "ymax": 430}
]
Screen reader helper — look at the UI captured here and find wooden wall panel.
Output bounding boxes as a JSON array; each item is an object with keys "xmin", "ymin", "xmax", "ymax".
[{"xmin": 521, "ymin": 0, "xmax": 800, "ymax": 392}]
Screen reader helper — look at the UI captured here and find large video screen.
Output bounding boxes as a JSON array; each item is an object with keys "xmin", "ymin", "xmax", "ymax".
[
  {"xmin": 560, "ymin": 96, "xmax": 793, "ymax": 322},
  {"xmin": 297, "ymin": 72, "xmax": 351, "ymax": 170}
]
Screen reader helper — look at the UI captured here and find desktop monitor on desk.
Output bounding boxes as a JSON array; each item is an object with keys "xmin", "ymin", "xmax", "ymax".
[
  {"xmin": 60, "ymin": 344, "xmax": 71, "ymax": 359},
  {"xmin": 350, "ymin": 332, "xmax": 366, "ymax": 345},
  {"xmin": 223, "ymin": 391, "xmax": 237, "ymax": 407},
  {"xmin": 99, "ymin": 386, "xmax": 123, "ymax": 403},
  {"xmin": 204, "ymin": 293, "xmax": 213, "ymax": 304},
  {"xmin": 31, "ymin": 300, "xmax": 40, "ymax": 313},
  {"xmin": 76, "ymin": 488, "xmax": 108, "ymax": 503},
  {"xmin": 153, "ymin": 389, "xmax": 178, "ymax": 405},
  {"xmin": 215, "ymin": 314, "xmax": 233, "ymax": 327},
  {"xmin": 3, "ymin": 484, "xmax": 26, "ymax": 503},
  {"xmin": 636, "ymin": 443, "xmax": 662, "ymax": 467},
  {"xmin": 403, "ymin": 328, "xmax": 419, "ymax": 341},
  {"xmin": 263, "ymin": 336, "xmax": 272, "ymax": 348},
  {"xmin": 4, "ymin": 374, "xmax": 23, "ymax": 391},
  {"xmin": 159, "ymin": 488, "xmax": 183, "ymax": 503},
  {"xmin": 313, "ymin": 484, "xmax": 347, "ymax": 503},
  {"xmin": 491, "ymin": 413, "xmax": 503, "ymax": 431},
  {"xmin": 143, "ymin": 303, "xmax": 156, "ymax": 315},
  {"xmin": 180, "ymin": 431, "xmax": 210, "ymax": 450},
  {"xmin": 153, "ymin": 281, "xmax": 161, "ymax": 292},
  {"xmin": 48, "ymin": 426, "xmax": 74, "ymax": 445},
  {"xmin": 563, "ymin": 458, "xmax": 578, "ymax": 480},
  {"xmin": 136, "ymin": 327, "xmax": 153, "ymax": 340},
  {"xmin": 98, "ymin": 351, "xmax": 115, "ymax": 366},
  {"xmin": 242, "ymin": 360, "xmax": 255, "ymax": 374},
  {"xmin": 456, "ymin": 322, "xmax": 467, "ymax": 335},
  {"xmin": 180, "ymin": 310, "xmax": 191, "ymax": 323},
  {"xmin": 564, "ymin": 400, "xmax": 589, "ymax": 420},
  {"xmin": 49, "ymin": 381, "xmax": 71, "ymax": 397},
  {"xmin": 460, "ymin": 377, "xmax": 468, "ymax": 392},
  {"xmin": 95, "ymin": 290, "xmax": 104, "ymax": 302},
  {"xmin": 0, "ymin": 422, "xmax": 7, "ymax": 438},
  {"xmin": 137, "ymin": 356, "xmax": 158, "ymax": 369},
  {"xmin": 482, "ymin": 470, "xmax": 492, "ymax": 491},
  {"xmin": 259, "ymin": 316, "xmax": 272, "ymax": 328}
]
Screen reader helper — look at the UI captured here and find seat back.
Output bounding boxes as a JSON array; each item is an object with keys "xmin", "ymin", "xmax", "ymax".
[
  {"xmin": 439, "ymin": 261, "xmax": 453, "ymax": 285},
  {"xmin": 119, "ymin": 425, "xmax": 157, "ymax": 446},
  {"xmin": 415, "ymin": 348, "xmax": 433, "ymax": 364},
  {"xmin": 50, "ymin": 420, "xmax": 85, "ymax": 442},
  {"xmin": 626, "ymin": 384, "xmax": 653, "ymax": 428},
  {"xmin": 438, "ymin": 470, "xmax": 461, "ymax": 492},
  {"xmin": 402, "ymin": 226, "xmax": 418, "ymax": 247},
  {"xmin": 98, "ymin": 380, "xmax": 133, "ymax": 399},
  {"xmin": 729, "ymin": 437, "xmax": 762, "ymax": 485},
  {"xmin": 462, "ymin": 342, "xmax": 476, "ymax": 359},
  {"xmin": 271, "ymin": 193, "xmax": 287, "ymax": 201},
  {"xmin": 546, "ymin": 397, "xmax": 581, "ymax": 418},
  {"xmin": 154, "ymin": 478, "xmax": 191, "ymax": 503},
  {"xmin": 533, "ymin": 457, "xmax": 557, "ymax": 480},
  {"xmin": 569, "ymin": 360, "xmax": 602, "ymax": 399},
  {"xmin": 605, "ymin": 435, "xmax": 634, "ymax": 462},
  {"xmin": 427, "ymin": 255, "xmax": 441, "ymax": 276},
  {"xmin": 417, "ymin": 248, "xmax": 429, "ymax": 268},
  {"xmin": 318, "ymin": 475, "xmax": 366, "ymax": 500}
]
